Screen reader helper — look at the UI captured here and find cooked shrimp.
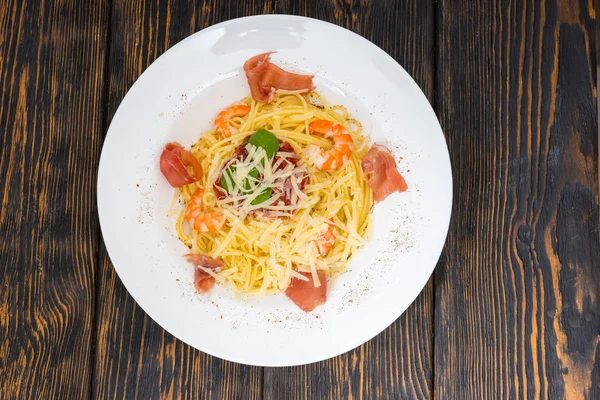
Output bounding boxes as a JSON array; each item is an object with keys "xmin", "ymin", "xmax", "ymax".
[
  {"xmin": 214, "ymin": 104, "xmax": 251, "ymax": 138},
  {"xmin": 315, "ymin": 220, "xmax": 336, "ymax": 256},
  {"xmin": 185, "ymin": 188, "xmax": 225, "ymax": 232},
  {"xmin": 306, "ymin": 120, "xmax": 353, "ymax": 170}
]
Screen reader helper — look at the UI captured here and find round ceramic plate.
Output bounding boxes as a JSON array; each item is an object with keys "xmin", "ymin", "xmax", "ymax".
[{"xmin": 98, "ymin": 15, "xmax": 452, "ymax": 366}]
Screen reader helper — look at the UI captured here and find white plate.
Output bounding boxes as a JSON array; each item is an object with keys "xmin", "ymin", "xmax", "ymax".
[{"xmin": 98, "ymin": 15, "xmax": 452, "ymax": 366}]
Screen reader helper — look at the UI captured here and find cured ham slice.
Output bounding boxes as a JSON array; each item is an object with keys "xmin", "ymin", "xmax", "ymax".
[
  {"xmin": 361, "ymin": 144, "xmax": 408, "ymax": 202},
  {"xmin": 185, "ymin": 254, "xmax": 224, "ymax": 294},
  {"xmin": 285, "ymin": 271, "xmax": 327, "ymax": 312},
  {"xmin": 160, "ymin": 142, "xmax": 203, "ymax": 187},
  {"xmin": 243, "ymin": 53, "xmax": 314, "ymax": 103}
]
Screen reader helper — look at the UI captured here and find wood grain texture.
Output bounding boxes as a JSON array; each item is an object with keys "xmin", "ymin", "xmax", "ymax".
[
  {"xmin": 0, "ymin": 0, "xmax": 108, "ymax": 398},
  {"xmin": 435, "ymin": 0, "xmax": 599, "ymax": 399},
  {"xmin": 261, "ymin": 1, "xmax": 436, "ymax": 399},
  {"xmin": 92, "ymin": 1, "xmax": 276, "ymax": 399},
  {"xmin": 0, "ymin": 0, "xmax": 596, "ymax": 398}
]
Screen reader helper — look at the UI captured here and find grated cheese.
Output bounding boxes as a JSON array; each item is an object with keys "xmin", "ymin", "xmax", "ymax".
[{"xmin": 176, "ymin": 91, "xmax": 374, "ymax": 296}]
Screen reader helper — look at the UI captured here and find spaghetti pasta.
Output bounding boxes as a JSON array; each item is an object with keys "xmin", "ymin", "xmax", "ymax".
[{"xmin": 172, "ymin": 91, "xmax": 373, "ymax": 296}]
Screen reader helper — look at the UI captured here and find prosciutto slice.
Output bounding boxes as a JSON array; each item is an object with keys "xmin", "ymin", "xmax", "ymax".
[
  {"xmin": 361, "ymin": 144, "xmax": 408, "ymax": 202},
  {"xmin": 243, "ymin": 53, "xmax": 314, "ymax": 102},
  {"xmin": 185, "ymin": 254, "xmax": 224, "ymax": 294},
  {"xmin": 285, "ymin": 271, "xmax": 327, "ymax": 312},
  {"xmin": 159, "ymin": 142, "xmax": 203, "ymax": 187}
]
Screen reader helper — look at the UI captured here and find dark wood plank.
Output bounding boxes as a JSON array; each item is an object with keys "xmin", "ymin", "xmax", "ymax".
[
  {"xmin": 93, "ymin": 1, "xmax": 282, "ymax": 399},
  {"xmin": 0, "ymin": 0, "xmax": 108, "ymax": 398},
  {"xmin": 435, "ymin": 0, "xmax": 599, "ymax": 398},
  {"xmin": 263, "ymin": 1, "xmax": 435, "ymax": 399}
]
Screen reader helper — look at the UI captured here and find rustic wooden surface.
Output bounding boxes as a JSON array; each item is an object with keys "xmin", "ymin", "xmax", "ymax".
[
  {"xmin": 0, "ymin": 0, "xmax": 597, "ymax": 399},
  {"xmin": 436, "ymin": 0, "xmax": 599, "ymax": 399},
  {"xmin": 0, "ymin": 0, "xmax": 108, "ymax": 398}
]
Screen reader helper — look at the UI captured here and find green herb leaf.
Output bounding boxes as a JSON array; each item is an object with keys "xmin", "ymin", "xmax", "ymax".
[
  {"xmin": 248, "ymin": 129, "xmax": 279, "ymax": 159},
  {"xmin": 250, "ymin": 187, "xmax": 273, "ymax": 205}
]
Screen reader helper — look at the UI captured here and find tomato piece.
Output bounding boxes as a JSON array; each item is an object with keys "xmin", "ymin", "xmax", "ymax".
[
  {"xmin": 285, "ymin": 271, "xmax": 327, "ymax": 312},
  {"xmin": 159, "ymin": 142, "xmax": 203, "ymax": 187}
]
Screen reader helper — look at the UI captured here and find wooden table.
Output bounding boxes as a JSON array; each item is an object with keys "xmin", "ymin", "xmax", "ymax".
[{"xmin": 1, "ymin": 1, "xmax": 598, "ymax": 398}]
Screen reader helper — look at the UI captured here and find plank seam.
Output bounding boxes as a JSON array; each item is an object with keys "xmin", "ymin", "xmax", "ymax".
[
  {"xmin": 89, "ymin": 0, "xmax": 114, "ymax": 397},
  {"xmin": 432, "ymin": 0, "xmax": 440, "ymax": 398}
]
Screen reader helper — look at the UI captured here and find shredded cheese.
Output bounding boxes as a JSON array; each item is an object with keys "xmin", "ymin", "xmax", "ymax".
[{"xmin": 174, "ymin": 91, "xmax": 373, "ymax": 295}]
